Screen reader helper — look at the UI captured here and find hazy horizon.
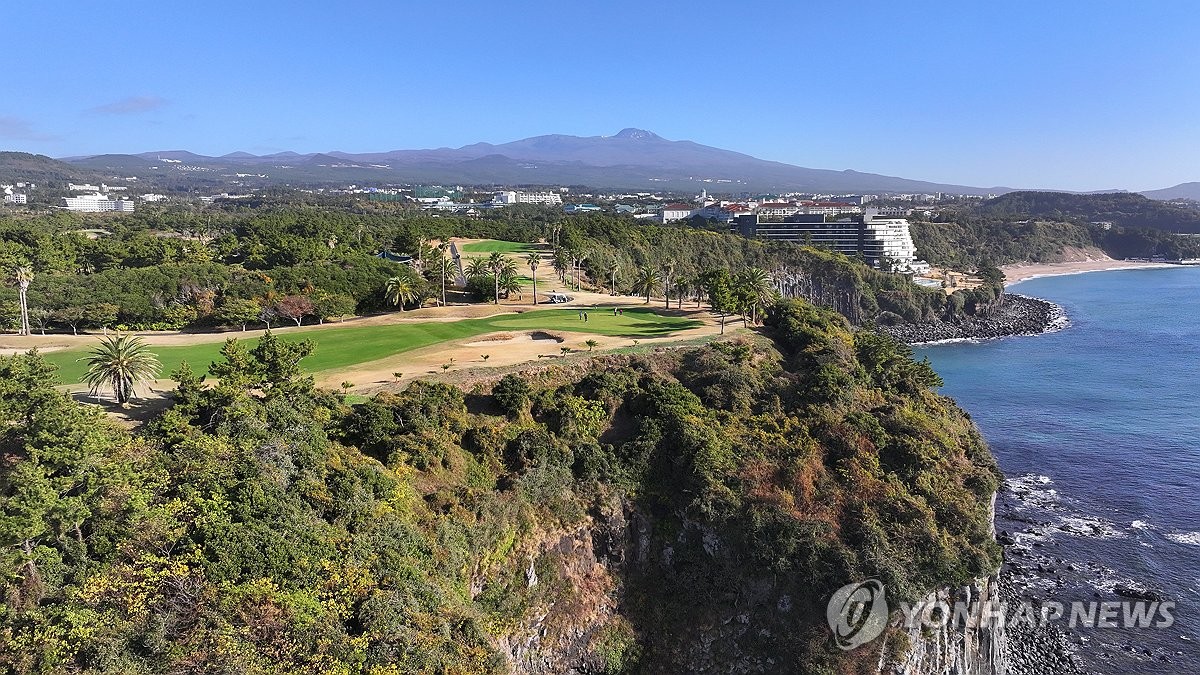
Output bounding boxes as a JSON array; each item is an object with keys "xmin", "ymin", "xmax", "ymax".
[{"xmin": 3, "ymin": 0, "xmax": 1197, "ymax": 192}]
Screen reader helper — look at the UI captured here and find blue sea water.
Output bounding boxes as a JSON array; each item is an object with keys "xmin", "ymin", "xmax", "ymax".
[{"xmin": 917, "ymin": 267, "xmax": 1200, "ymax": 674}]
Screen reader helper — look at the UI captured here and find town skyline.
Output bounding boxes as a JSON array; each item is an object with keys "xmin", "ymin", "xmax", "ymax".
[{"xmin": 3, "ymin": 0, "xmax": 1198, "ymax": 192}]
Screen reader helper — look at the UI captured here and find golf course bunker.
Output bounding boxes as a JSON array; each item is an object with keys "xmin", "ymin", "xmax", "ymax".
[{"xmin": 463, "ymin": 331, "xmax": 565, "ymax": 348}]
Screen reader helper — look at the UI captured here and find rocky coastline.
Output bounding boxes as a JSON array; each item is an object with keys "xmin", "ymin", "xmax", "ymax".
[{"xmin": 878, "ymin": 294, "xmax": 1065, "ymax": 345}]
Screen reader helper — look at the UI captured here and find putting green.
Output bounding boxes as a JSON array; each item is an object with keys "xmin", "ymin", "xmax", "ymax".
[
  {"xmin": 459, "ymin": 240, "xmax": 536, "ymax": 253},
  {"xmin": 43, "ymin": 308, "xmax": 700, "ymax": 385}
]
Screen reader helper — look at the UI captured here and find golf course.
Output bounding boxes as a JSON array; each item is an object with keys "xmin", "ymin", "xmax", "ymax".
[{"xmin": 41, "ymin": 307, "xmax": 701, "ymax": 385}]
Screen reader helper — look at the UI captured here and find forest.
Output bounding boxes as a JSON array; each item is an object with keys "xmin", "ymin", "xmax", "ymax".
[
  {"xmin": 0, "ymin": 200, "xmax": 983, "ymax": 335},
  {"xmin": 0, "ymin": 298, "xmax": 1001, "ymax": 673},
  {"xmin": 905, "ymin": 190, "xmax": 1200, "ymax": 268}
]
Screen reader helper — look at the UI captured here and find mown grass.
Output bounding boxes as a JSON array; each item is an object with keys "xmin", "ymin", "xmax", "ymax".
[
  {"xmin": 44, "ymin": 308, "xmax": 701, "ymax": 385},
  {"xmin": 459, "ymin": 240, "xmax": 537, "ymax": 253}
]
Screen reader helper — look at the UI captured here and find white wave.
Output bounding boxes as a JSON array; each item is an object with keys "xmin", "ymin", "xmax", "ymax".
[
  {"xmin": 1130, "ymin": 520, "xmax": 1153, "ymax": 530},
  {"xmin": 1166, "ymin": 531, "xmax": 1200, "ymax": 546},
  {"xmin": 1056, "ymin": 515, "xmax": 1126, "ymax": 540}
]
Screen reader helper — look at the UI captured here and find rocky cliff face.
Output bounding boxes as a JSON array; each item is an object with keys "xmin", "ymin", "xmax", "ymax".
[
  {"xmin": 498, "ymin": 493, "xmax": 1010, "ymax": 675},
  {"xmin": 884, "ymin": 575, "xmax": 1006, "ymax": 675}
]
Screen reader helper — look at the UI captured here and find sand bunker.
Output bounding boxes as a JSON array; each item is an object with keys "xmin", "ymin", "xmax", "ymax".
[{"xmin": 463, "ymin": 331, "xmax": 564, "ymax": 347}]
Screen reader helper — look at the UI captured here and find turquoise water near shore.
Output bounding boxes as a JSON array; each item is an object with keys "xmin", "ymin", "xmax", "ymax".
[{"xmin": 917, "ymin": 267, "xmax": 1200, "ymax": 674}]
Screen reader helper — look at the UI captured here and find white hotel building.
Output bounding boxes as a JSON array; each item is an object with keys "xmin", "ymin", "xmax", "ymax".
[
  {"xmin": 736, "ymin": 209, "xmax": 924, "ymax": 272},
  {"xmin": 63, "ymin": 193, "xmax": 136, "ymax": 213},
  {"xmin": 492, "ymin": 191, "xmax": 563, "ymax": 206}
]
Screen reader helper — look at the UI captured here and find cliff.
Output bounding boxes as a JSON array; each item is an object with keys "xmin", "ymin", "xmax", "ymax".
[{"xmin": 0, "ymin": 300, "xmax": 1005, "ymax": 673}]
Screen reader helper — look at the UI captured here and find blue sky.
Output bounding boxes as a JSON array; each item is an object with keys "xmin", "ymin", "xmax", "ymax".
[{"xmin": 5, "ymin": 0, "xmax": 1197, "ymax": 191}]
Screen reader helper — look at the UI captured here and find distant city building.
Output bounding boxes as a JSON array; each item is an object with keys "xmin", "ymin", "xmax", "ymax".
[
  {"xmin": 661, "ymin": 203, "xmax": 695, "ymax": 223},
  {"xmin": 141, "ymin": 193, "xmax": 168, "ymax": 202},
  {"xmin": 68, "ymin": 183, "xmax": 101, "ymax": 193},
  {"xmin": 492, "ymin": 191, "xmax": 563, "ymax": 206},
  {"xmin": 4, "ymin": 193, "xmax": 27, "ymax": 205},
  {"xmin": 63, "ymin": 193, "xmax": 135, "ymax": 213},
  {"xmin": 736, "ymin": 209, "xmax": 922, "ymax": 271}
]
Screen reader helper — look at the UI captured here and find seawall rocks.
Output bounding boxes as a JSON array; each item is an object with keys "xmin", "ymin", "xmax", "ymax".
[{"xmin": 878, "ymin": 295, "xmax": 1065, "ymax": 345}]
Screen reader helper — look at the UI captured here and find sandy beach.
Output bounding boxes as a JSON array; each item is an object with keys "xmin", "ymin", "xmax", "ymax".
[{"xmin": 1001, "ymin": 259, "xmax": 1178, "ymax": 285}]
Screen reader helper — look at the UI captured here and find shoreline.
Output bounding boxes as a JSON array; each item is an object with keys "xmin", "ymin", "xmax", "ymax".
[
  {"xmin": 879, "ymin": 294, "xmax": 1065, "ymax": 345},
  {"xmin": 1001, "ymin": 259, "xmax": 1178, "ymax": 286}
]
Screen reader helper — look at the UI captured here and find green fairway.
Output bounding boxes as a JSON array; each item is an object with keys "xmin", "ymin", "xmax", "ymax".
[
  {"xmin": 43, "ymin": 308, "xmax": 700, "ymax": 385},
  {"xmin": 459, "ymin": 240, "xmax": 537, "ymax": 253}
]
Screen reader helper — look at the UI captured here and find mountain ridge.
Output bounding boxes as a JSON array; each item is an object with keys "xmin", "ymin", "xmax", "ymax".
[
  {"xmin": 59, "ymin": 129, "xmax": 1021, "ymax": 194},
  {"xmin": 2, "ymin": 130, "xmax": 1194, "ymax": 195}
]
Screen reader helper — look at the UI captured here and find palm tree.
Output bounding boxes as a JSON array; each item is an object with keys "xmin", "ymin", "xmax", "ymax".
[
  {"xmin": 385, "ymin": 275, "xmax": 417, "ymax": 312},
  {"xmin": 632, "ymin": 265, "xmax": 662, "ymax": 304},
  {"xmin": 487, "ymin": 251, "xmax": 506, "ymax": 304},
  {"xmin": 466, "ymin": 257, "xmax": 490, "ymax": 279},
  {"xmin": 436, "ymin": 255, "xmax": 454, "ymax": 307},
  {"xmin": 584, "ymin": 339, "xmax": 599, "ymax": 352},
  {"xmin": 609, "ymin": 264, "xmax": 619, "ymax": 296},
  {"xmin": 82, "ymin": 334, "xmax": 161, "ymax": 406},
  {"xmin": 499, "ymin": 268, "xmax": 523, "ymax": 300},
  {"xmin": 735, "ymin": 267, "xmax": 775, "ymax": 324},
  {"xmin": 660, "ymin": 262, "xmax": 675, "ymax": 309},
  {"xmin": 673, "ymin": 275, "xmax": 691, "ymax": 310},
  {"xmin": 14, "ymin": 266, "xmax": 32, "ymax": 336},
  {"xmin": 526, "ymin": 252, "xmax": 541, "ymax": 305},
  {"xmin": 551, "ymin": 248, "xmax": 569, "ymax": 282}
]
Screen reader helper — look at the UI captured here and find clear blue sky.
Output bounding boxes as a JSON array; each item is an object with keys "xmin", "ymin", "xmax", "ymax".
[{"xmin": 4, "ymin": 0, "xmax": 1197, "ymax": 191}]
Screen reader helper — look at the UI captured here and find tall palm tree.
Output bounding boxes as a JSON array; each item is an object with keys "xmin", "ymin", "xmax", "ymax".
[
  {"xmin": 609, "ymin": 264, "xmax": 619, "ymax": 296},
  {"xmin": 735, "ymin": 267, "xmax": 775, "ymax": 324},
  {"xmin": 487, "ymin": 251, "xmax": 506, "ymax": 304},
  {"xmin": 436, "ymin": 254, "xmax": 454, "ymax": 307},
  {"xmin": 14, "ymin": 266, "xmax": 32, "ymax": 336},
  {"xmin": 674, "ymin": 275, "xmax": 692, "ymax": 310},
  {"xmin": 82, "ymin": 334, "xmax": 161, "ymax": 406},
  {"xmin": 632, "ymin": 265, "xmax": 662, "ymax": 304},
  {"xmin": 385, "ymin": 275, "xmax": 417, "ymax": 312},
  {"xmin": 660, "ymin": 262, "xmax": 675, "ymax": 309},
  {"xmin": 552, "ymin": 248, "xmax": 569, "ymax": 282},
  {"xmin": 526, "ymin": 252, "xmax": 541, "ymax": 305}
]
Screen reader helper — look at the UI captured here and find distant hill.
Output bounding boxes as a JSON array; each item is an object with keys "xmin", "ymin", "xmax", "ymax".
[
  {"xmin": 41, "ymin": 128, "xmax": 1016, "ymax": 194},
  {"xmin": 0, "ymin": 151, "xmax": 96, "ymax": 184},
  {"xmin": 1141, "ymin": 182, "xmax": 1200, "ymax": 201},
  {"xmin": 975, "ymin": 191, "xmax": 1200, "ymax": 233}
]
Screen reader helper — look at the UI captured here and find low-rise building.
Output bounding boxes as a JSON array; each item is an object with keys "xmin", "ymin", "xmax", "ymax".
[
  {"xmin": 564, "ymin": 203, "xmax": 602, "ymax": 214},
  {"xmin": 661, "ymin": 203, "xmax": 695, "ymax": 223},
  {"xmin": 492, "ymin": 191, "xmax": 564, "ymax": 206},
  {"xmin": 63, "ymin": 193, "xmax": 135, "ymax": 213},
  {"xmin": 4, "ymin": 193, "xmax": 27, "ymax": 205}
]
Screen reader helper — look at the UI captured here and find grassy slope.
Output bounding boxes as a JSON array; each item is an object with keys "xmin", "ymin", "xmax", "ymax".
[
  {"xmin": 459, "ymin": 240, "xmax": 535, "ymax": 253},
  {"xmin": 45, "ymin": 308, "xmax": 699, "ymax": 384}
]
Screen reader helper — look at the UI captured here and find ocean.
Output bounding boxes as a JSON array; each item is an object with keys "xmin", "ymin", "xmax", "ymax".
[{"xmin": 917, "ymin": 267, "xmax": 1200, "ymax": 674}]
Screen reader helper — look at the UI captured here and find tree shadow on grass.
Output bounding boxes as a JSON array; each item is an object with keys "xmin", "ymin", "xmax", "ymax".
[{"xmin": 70, "ymin": 389, "xmax": 173, "ymax": 427}]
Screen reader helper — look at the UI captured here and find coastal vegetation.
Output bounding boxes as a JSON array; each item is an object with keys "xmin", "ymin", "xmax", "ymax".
[
  {"xmin": 0, "ymin": 202, "xmax": 989, "ymax": 339},
  {"xmin": 911, "ymin": 192, "xmax": 1200, "ymax": 268},
  {"xmin": 0, "ymin": 298, "xmax": 1001, "ymax": 673}
]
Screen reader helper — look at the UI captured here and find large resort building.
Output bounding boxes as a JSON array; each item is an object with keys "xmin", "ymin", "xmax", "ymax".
[
  {"xmin": 736, "ymin": 209, "xmax": 927, "ymax": 272},
  {"xmin": 63, "ymin": 193, "xmax": 136, "ymax": 213}
]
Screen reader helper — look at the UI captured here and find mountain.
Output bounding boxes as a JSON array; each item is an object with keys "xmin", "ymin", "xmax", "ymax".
[
  {"xmin": 0, "ymin": 151, "xmax": 98, "ymax": 183},
  {"xmin": 45, "ymin": 129, "xmax": 1015, "ymax": 194},
  {"xmin": 974, "ymin": 191, "xmax": 1200, "ymax": 233},
  {"xmin": 1141, "ymin": 182, "xmax": 1200, "ymax": 201}
]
